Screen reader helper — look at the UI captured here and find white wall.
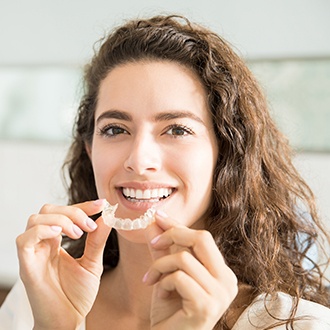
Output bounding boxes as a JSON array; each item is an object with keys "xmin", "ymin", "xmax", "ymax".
[
  {"xmin": 1, "ymin": 0, "xmax": 330, "ymax": 286},
  {"xmin": 0, "ymin": 141, "xmax": 68, "ymax": 285},
  {"xmin": 1, "ymin": 0, "xmax": 330, "ymax": 66}
]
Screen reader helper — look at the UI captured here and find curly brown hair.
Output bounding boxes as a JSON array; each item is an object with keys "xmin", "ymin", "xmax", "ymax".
[{"xmin": 63, "ymin": 14, "xmax": 330, "ymax": 328}]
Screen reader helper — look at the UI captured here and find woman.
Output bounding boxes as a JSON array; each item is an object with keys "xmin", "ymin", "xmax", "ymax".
[{"xmin": 1, "ymin": 14, "xmax": 329, "ymax": 329}]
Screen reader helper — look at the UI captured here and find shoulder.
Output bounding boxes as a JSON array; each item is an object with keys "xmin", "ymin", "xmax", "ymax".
[{"xmin": 232, "ymin": 291, "xmax": 330, "ymax": 330}]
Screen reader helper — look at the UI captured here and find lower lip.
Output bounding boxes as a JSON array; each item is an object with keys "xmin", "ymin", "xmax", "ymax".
[{"xmin": 116, "ymin": 189, "xmax": 172, "ymax": 212}]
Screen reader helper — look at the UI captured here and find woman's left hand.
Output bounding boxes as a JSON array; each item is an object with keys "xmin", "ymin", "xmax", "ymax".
[{"xmin": 144, "ymin": 211, "xmax": 238, "ymax": 330}]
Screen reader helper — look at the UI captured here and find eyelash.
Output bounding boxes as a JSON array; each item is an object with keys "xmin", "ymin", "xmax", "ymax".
[
  {"xmin": 98, "ymin": 124, "xmax": 128, "ymax": 137},
  {"xmin": 98, "ymin": 123, "xmax": 194, "ymax": 138},
  {"xmin": 164, "ymin": 124, "xmax": 194, "ymax": 137}
]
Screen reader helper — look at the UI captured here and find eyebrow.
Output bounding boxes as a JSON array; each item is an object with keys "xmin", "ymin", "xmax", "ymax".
[
  {"xmin": 154, "ymin": 111, "xmax": 205, "ymax": 124},
  {"xmin": 96, "ymin": 110, "xmax": 132, "ymax": 124},
  {"xmin": 96, "ymin": 109, "xmax": 205, "ymax": 125}
]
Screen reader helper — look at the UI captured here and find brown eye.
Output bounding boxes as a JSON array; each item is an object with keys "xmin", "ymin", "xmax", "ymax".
[
  {"xmin": 100, "ymin": 125, "xmax": 128, "ymax": 137},
  {"xmin": 165, "ymin": 125, "xmax": 193, "ymax": 137}
]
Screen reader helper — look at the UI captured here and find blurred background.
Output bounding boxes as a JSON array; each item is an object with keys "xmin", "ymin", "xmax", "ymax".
[{"xmin": 1, "ymin": 0, "xmax": 330, "ymax": 303}]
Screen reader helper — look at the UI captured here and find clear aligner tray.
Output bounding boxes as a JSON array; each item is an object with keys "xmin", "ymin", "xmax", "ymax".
[{"xmin": 102, "ymin": 201, "xmax": 156, "ymax": 230}]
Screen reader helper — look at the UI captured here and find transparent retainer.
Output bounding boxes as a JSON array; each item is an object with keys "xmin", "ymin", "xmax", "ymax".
[{"xmin": 102, "ymin": 201, "xmax": 156, "ymax": 230}]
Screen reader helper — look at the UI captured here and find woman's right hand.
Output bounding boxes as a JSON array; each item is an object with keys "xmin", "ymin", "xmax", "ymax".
[{"xmin": 16, "ymin": 199, "xmax": 111, "ymax": 330}]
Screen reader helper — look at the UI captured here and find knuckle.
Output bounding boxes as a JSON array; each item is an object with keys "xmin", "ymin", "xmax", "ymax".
[
  {"xmin": 70, "ymin": 206, "xmax": 85, "ymax": 220},
  {"xmin": 177, "ymin": 250, "xmax": 191, "ymax": 265},
  {"xmin": 168, "ymin": 227, "xmax": 177, "ymax": 236},
  {"xmin": 151, "ymin": 258, "xmax": 161, "ymax": 270},
  {"xmin": 39, "ymin": 203, "xmax": 52, "ymax": 214},
  {"xmin": 228, "ymin": 268, "xmax": 238, "ymax": 289},
  {"xmin": 27, "ymin": 213, "xmax": 38, "ymax": 227},
  {"xmin": 173, "ymin": 270, "xmax": 186, "ymax": 283},
  {"xmin": 16, "ymin": 231, "xmax": 32, "ymax": 251},
  {"xmin": 196, "ymin": 229, "xmax": 213, "ymax": 243},
  {"xmin": 190, "ymin": 295, "xmax": 217, "ymax": 320},
  {"xmin": 15, "ymin": 234, "xmax": 24, "ymax": 248}
]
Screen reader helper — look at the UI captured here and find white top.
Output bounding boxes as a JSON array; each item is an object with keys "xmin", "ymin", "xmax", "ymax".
[{"xmin": 1, "ymin": 280, "xmax": 330, "ymax": 329}]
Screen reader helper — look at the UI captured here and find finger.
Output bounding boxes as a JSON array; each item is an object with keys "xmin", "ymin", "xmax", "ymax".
[
  {"xmin": 16, "ymin": 224, "xmax": 63, "ymax": 251},
  {"xmin": 71, "ymin": 199, "xmax": 107, "ymax": 215},
  {"xmin": 154, "ymin": 209, "xmax": 179, "ymax": 231},
  {"xmin": 39, "ymin": 199, "xmax": 106, "ymax": 216},
  {"xmin": 30, "ymin": 199, "xmax": 106, "ymax": 235},
  {"xmin": 144, "ymin": 250, "xmax": 216, "ymax": 295},
  {"xmin": 144, "ymin": 221, "xmax": 169, "ymax": 261},
  {"xmin": 150, "ymin": 227, "xmax": 226, "ymax": 279},
  {"xmin": 158, "ymin": 271, "xmax": 236, "ymax": 326},
  {"xmin": 79, "ymin": 216, "xmax": 112, "ymax": 274},
  {"xmin": 17, "ymin": 225, "xmax": 63, "ymax": 281},
  {"xmin": 157, "ymin": 270, "xmax": 207, "ymax": 303},
  {"xmin": 27, "ymin": 213, "xmax": 85, "ymax": 239}
]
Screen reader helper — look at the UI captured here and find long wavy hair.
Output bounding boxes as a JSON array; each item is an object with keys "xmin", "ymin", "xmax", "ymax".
[{"xmin": 63, "ymin": 14, "xmax": 330, "ymax": 328}]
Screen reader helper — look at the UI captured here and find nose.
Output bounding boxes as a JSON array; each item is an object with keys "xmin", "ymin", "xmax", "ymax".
[{"xmin": 124, "ymin": 133, "xmax": 161, "ymax": 174}]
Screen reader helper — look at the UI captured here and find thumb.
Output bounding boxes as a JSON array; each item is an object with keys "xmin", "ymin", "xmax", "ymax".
[
  {"xmin": 144, "ymin": 212, "xmax": 169, "ymax": 261},
  {"xmin": 80, "ymin": 216, "xmax": 112, "ymax": 274}
]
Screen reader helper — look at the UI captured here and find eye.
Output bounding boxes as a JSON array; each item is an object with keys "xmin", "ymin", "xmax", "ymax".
[
  {"xmin": 165, "ymin": 124, "xmax": 194, "ymax": 137},
  {"xmin": 99, "ymin": 124, "xmax": 128, "ymax": 137}
]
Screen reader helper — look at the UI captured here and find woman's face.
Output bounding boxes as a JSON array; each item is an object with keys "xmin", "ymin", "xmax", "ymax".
[{"xmin": 89, "ymin": 61, "xmax": 218, "ymax": 232}]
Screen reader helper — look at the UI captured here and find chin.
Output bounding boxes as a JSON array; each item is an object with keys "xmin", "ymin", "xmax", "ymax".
[{"xmin": 116, "ymin": 228, "xmax": 149, "ymax": 244}]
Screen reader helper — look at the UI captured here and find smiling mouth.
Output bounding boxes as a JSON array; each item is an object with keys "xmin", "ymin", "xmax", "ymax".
[{"xmin": 121, "ymin": 187, "xmax": 173, "ymax": 202}]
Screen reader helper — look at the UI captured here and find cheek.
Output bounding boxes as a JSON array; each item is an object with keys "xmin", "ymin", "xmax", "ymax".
[
  {"xmin": 191, "ymin": 157, "xmax": 215, "ymax": 199},
  {"xmin": 90, "ymin": 145, "xmax": 120, "ymax": 194},
  {"xmin": 170, "ymin": 145, "xmax": 216, "ymax": 228},
  {"xmin": 172, "ymin": 143, "xmax": 216, "ymax": 193}
]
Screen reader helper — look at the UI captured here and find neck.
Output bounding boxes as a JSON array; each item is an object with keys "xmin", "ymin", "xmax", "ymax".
[{"xmin": 101, "ymin": 234, "xmax": 154, "ymax": 321}]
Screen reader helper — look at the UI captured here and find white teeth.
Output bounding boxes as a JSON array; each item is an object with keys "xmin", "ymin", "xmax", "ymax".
[
  {"xmin": 123, "ymin": 188, "xmax": 128, "ymax": 196},
  {"xmin": 151, "ymin": 189, "xmax": 158, "ymax": 198},
  {"xmin": 135, "ymin": 189, "xmax": 143, "ymax": 199},
  {"xmin": 158, "ymin": 188, "xmax": 164, "ymax": 197},
  {"xmin": 102, "ymin": 201, "xmax": 156, "ymax": 231},
  {"xmin": 143, "ymin": 190, "xmax": 151, "ymax": 199},
  {"xmin": 122, "ymin": 187, "xmax": 173, "ymax": 200}
]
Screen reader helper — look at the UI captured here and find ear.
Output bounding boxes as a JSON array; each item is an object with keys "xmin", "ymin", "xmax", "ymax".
[{"xmin": 85, "ymin": 142, "xmax": 92, "ymax": 159}]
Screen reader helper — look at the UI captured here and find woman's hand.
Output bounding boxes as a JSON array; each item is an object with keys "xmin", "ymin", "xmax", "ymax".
[
  {"xmin": 144, "ymin": 211, "xmax": 238, "ymax": 330},
  {"xmin": 16, "ymin": 200, "xmax": 111, "ymax": 330}
]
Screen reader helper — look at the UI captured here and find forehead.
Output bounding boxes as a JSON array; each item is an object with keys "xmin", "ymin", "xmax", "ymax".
[{"xmin": 96, "ymin": 61, "xmax": 211, "ymax": 123}]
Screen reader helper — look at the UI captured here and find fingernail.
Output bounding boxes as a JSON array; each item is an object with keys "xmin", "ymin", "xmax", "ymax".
[
  {"xmin": 156, "ymin": 210, "xmax": 168, "ymax": 218},
  {"xmin": 150, "ymin": 234, "xmax": 161, "ymax": 245},
  {"xmin": 73, "ymin": 224, "xmax": 84, "ymax": 237},
  {"xmin": 142, "ymin": 271, "xmax": 149, "ymax": 283},
  {"xmin": 86, "ymin": 217, "xmax": 98, "ymax": 230},
  {"xmin": 51, "ymin": 225, "xmax": 62, "ymax": 233},
  {"xmin": 93, "ymin": 199, "xmax": 106, "ymax": 206}
]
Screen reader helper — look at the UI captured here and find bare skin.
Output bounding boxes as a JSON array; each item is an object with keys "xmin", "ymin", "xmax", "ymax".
[
  {"xmin": 16, "ymin": 200, "xmax": 111, "ymax": 329},
  {"xmin": 17, "ymin": 61, "xmax": 239, "ymax": 329},
  {"xmin": 87, "ymin": 212, "xmax": 239, "ymax": 330},
  {"xmin": 87, "ymin": 268, "xmax": 253, "ymax": 330}
]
